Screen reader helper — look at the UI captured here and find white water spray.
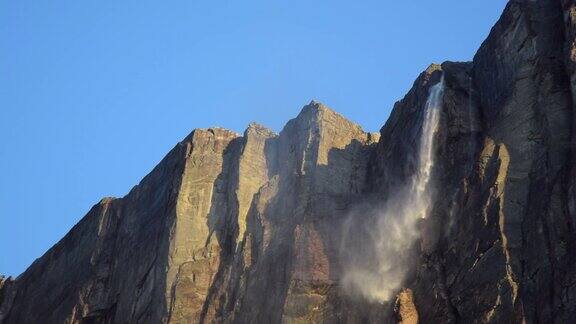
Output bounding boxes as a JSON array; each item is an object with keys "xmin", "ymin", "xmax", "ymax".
[{"xmin": 342, "ymin": 76, "xmax": 445, "ymax": 302}]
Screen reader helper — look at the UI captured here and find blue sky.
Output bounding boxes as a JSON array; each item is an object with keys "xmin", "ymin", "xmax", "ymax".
[{"xmin": 0, "ymin": 1, "xmax": 507, "ymax": 276}]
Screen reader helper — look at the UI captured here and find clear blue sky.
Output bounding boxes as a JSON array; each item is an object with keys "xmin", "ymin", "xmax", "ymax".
[{"xmin": 0, "ymin": 1, "xmax": 507, "ymax": 276}]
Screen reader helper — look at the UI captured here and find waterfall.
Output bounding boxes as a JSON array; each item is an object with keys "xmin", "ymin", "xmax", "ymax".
[
  {"xmin": 342, "ymin": 76, "xmax": 445, "ymax": 303},
  {"xmin": 410, "ymin": 76, "xmax": 444, "ymax": 220}
]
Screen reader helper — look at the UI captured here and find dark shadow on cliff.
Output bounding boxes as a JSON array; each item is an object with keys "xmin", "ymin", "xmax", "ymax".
[{"xmin": 197, "ymin": 136, "xmax": 244, "ymax": 323}]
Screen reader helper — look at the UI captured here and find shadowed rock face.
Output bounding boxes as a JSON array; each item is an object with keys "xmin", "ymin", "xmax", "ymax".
[{"xmin": 1, "ymin": 1, "xmax": 576, "ymax": 323}]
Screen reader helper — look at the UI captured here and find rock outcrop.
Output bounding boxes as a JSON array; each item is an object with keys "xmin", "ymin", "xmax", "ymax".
[{"xmin": 2, "ymin": 1, "xmax": 576, "ymax": 323}]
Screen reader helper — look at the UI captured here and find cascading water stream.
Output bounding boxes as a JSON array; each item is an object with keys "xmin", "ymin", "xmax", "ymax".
[
  {"xmin": 410, "ymin": 75, "xmax": 444, "ymax": 219},
  {"xmin": 342, "ymin": 76, "xmax": 445, "ymax": 302}
]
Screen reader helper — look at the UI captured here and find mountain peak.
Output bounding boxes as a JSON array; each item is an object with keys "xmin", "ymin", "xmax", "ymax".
[
  {"xmin": 302, "ymin": 99, "xmax": 331, "ymax": 113},
  {"xmin": 245, "ymin": 122, "xmax": 277, "ymax": 138},
  {"xmin": 4, "ymin": 2, "xmax": 576, "ymax": 323},
  {"xmin": 293, "ymin": 100, "xmax": 365, "ymax": 134},
  {"xmin": 183, "ymin": 127, "xmax": 240, "ymax": 143},
  {"xmin": 425, "ymin": 63, "xmax": 442, "ymax": 74}
]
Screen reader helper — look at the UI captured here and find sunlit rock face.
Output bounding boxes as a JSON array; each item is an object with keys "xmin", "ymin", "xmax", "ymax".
[{"xmin": 2, "ymin": 0, "xmax": 576, "ymax": 323}]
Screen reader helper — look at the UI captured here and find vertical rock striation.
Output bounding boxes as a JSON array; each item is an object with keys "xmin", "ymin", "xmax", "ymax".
[{"xmin": 2, "ymin": 1, "xmax": 576, "ymax": 323}]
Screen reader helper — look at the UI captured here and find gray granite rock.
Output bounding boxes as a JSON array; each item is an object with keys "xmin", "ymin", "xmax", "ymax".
[{"xmin": 2, "ymin": 1, "xmax": 576, "ymax": 323}]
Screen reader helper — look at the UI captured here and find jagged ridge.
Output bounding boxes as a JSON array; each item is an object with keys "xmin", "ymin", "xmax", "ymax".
[{"xmin": 2, "ymin": 1, "xmax": 576, "ymax": 323}]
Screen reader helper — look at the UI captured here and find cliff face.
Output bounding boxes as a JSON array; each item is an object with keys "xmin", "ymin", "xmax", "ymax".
[{"xmin": 2, "ymin": 1, "xmax": 576, "ymax": 323}]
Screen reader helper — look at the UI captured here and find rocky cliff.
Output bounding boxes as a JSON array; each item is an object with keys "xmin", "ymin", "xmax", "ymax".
[{"xmin": 2, "ymin": 1, "xmax": 576, "ymax": 323}]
